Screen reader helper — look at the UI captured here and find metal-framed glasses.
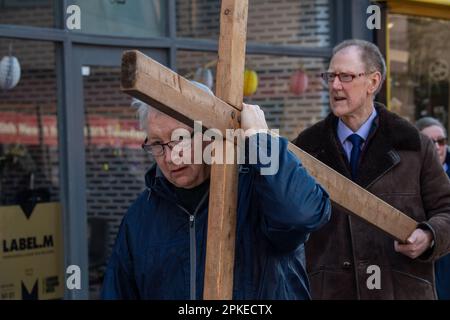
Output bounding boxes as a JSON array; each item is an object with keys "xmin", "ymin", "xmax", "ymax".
[
  {"xmin": 321, "ymin": 72, "xmax": 371, "ymax": 84},
  {"xmin": 142, "ymin": 131, "xmax": 195, "ymax": 157}
]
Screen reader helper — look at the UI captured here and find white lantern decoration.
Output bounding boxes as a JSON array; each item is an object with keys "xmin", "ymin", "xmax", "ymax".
[
  {"xmin": 0, "ymin": 55, "xmax": 21, "ymax": 90},
  {"xmin": 191, "ymin": 80, "xmax": 214, "ymax": 96},
  {"xmin": 193, "ymin": 67, "xmax": 213, "ymax": 90}
]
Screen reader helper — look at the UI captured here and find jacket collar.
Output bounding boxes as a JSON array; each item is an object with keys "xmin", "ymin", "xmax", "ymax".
[
  {"xmin": 297, "ymin": 102, "xmax": 421, "ymax": 188},
  {"xmin": 144, "ymin": 164, "xmax": 212, "ymax": 210},
  {"xmin": 144, "ymin": 163, "xmax": 177, "ymax": 200},
  {"xmin": 445, "ymin": 150, "xmax": 450, "ymax": 176}
]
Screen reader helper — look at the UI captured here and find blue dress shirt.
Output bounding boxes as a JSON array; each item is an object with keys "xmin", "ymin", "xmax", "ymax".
[{"xmin": 337, "ymin": 107, "xmax": 378, "ymax": 162}]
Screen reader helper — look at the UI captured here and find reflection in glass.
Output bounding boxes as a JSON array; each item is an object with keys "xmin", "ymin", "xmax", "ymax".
[
  {"xmin": 176, "ymin": 0, "xmax": 330, "ymax": 47},
  {"xmin": 82, "ymin": 66, "xmax": 153, "ymax": 299},
  {"xmin": 177, "ymin": 51, "xmax": 329, "ymax": 140},
  {"xmin": 0, "ymin": 0, "xmax": 55, "ymax": 28},
  {"xmin": 0, "ymin": 38, "xmax": 59, "ymax": 205},
  {"xmin": 0, "ymin": 37, "xmax": 62, "ymax": 300},
  {"xmin": 71, "ymin": 0, "xmax": 167, "ymax": 38},
  {"xmin": 389, "ymin": 14, "xmax": 450, "ymax": 131}
]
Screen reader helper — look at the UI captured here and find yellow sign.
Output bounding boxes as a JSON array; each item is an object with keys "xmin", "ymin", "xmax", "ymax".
[
  {"xmin": 407, "ymin": 0, "xmax": 450, "ymax": 6},
  {"xmin": 0, "ymin": 202, "xmax": 63, "ymax": 300},
  {"xmin": 387, "ymin": 0, "xmax": 450, "ymax": 20}
]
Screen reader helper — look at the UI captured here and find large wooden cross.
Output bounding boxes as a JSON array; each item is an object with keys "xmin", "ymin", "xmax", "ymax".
[{"xmin": 120, "ymin": 0, "xmax": 417, "ymax": 300}]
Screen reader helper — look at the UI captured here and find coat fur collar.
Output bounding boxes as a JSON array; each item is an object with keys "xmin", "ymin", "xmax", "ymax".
[{"xmin": 294, "ymin": 103, "xmax": 421, "ymax": 188}]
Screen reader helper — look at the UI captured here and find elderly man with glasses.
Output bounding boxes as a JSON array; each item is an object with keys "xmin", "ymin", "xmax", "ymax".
[
  {"xmin": 293, "ymin": 39, "xmax": 450, "ymax": 300},
  {"xmin": 416, "ymin": 116, "xmax": 450, "ymax": 300},
  {"xmin": 101, "ymin": 85, "xmax": 331, "ymax": 300}
]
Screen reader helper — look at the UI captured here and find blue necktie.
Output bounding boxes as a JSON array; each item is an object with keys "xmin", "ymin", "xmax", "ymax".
[{"xmin": 348, "ymin": 134, "xmax": 364, "ymax": 180}]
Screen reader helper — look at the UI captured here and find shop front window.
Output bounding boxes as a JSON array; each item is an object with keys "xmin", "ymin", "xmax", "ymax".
[
  {"xmin": 0, "ymin": 0, "xmax": 55, "ymax": 28},
  {"xmin": 176, "ymin": 0, "xmax": 331, "ymax": 48},
  {"xmin": 70, "ymin": 0, "xmax": 167, "ymax": 38},
  {"xmin": 177, "ymin": 50, "xmax": 329, "ymax": 140},
  {"xmin": 0, "ymin": 38, "xmax": 63, "ymax": 300},
  {"xmin": 81, "ymin": 65, "xmax": 153, "ymax": 299},
  {"xmin": 389, "ymin": 14, "xmax": 450, "ymax": 129}
]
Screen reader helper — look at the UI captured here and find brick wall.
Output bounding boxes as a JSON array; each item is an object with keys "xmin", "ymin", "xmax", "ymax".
[
  {"xmin": 82, "ymin": 66, "xmax": 152, "ymax": 298},
  {"xmin": 0, "ymin": 37, "xmax": 55, "ymax": 71},
  {"xmin": 1, "ymin": 0, "xmax": 333, "ymax": 299},
  {"xmin": 0, "ymin": 40, "xmax": 151, "ymax": 298},
  {"xmin": 0, "ymin": 1, "xmax": 54, "ymax": 28},
  {"xmin": 0, "ymin": 39, "xmax": 58, "ymax": 205},
  {"xmin": 245, "ymin": 54, "xmax": 329, "ymax": 139},
  {"xmin": 176, "ymin": 0, "xmax": 331, "ymax": 140},
  {"xmin": 177, "ymin": 54, "xmax": 329, "ymax": 141},
  {"xmin": 176, "ymin": 0, "xmax": 330, "ymax": 47}
]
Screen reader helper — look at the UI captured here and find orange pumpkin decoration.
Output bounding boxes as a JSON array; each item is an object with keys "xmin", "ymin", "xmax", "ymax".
[
  {"xmin": 290, "ymin": 70, "xmax": 309, "ymax": 95},
  {"xmin": 243, "ymin": 69, "xmax": 258, "ymax": 96}
]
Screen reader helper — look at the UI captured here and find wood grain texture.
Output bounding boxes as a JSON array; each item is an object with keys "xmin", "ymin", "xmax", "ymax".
[
  {"xmin": 203, "ymin": 0, "xmax": 248, "ymax": 300},
  {"xmin": 121, "ymin": 50, "xmax": 240, "ymax": 133},
  {"xmin": 286, "ymin": 143, "xmax": 418, "ymax": 242},
  {"xmin": 121, "ymin": 49, "xmax": 418, "ymax": 244}
]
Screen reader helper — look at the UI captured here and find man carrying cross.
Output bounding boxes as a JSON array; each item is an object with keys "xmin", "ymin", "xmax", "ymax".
[
  {"xmin": 106, "ymin": 0, "xmax": 442, "ymax": 300},
  {"xmin": 294, "ymin": 39, "xmax": 450, "ymax": 299},
  {"xmin": 101, "ymin": 88, "xmax": 331, "ymax": 299}
]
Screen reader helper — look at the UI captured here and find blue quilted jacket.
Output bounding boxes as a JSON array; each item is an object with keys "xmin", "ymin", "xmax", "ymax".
[{"xmin": 102, "ymin": 134, "xmax": 331, "ymax": 299}]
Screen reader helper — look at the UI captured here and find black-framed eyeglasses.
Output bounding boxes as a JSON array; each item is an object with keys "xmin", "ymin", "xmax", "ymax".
[
  {"xmin": 142, "ymin": 131, "xmax": 195, "ymax": 157},
  {"xmin": 321, "ymin": 72, "xmax": 372, "ymax": 83},
  {"xmin": 432, "ymin": 137, "xmax": 447, "ymax": 147}
]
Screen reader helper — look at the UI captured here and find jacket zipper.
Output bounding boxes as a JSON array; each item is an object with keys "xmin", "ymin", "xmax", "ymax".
[
  {"xmin": 147, "ymin": 180, "xmax": 209, "ymax": 300},
  {"xmin": 189, "ymin": 214, "xmax": 196, "ymax": 300},
  {"xmin": 177, "ymin": 192, "xmax": 209, "ymax": 300}
]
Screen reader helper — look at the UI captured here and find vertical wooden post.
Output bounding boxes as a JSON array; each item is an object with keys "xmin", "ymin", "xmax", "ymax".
[{"xmin": 203, "ymin": 0, "xmax": 248, "ymax": 300}]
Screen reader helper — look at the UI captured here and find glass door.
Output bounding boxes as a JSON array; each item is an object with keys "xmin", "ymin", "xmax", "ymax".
[
  {"xmin": 0, "ymin": 38, "xmax": 64, "ymax": 300},
  {"xmin": 387, "ymin": 1, "xmax": 450, "ymax": 129},
  {"xmin": 72, "ymin": 45, "xmax": 167, "ymax": 299}
]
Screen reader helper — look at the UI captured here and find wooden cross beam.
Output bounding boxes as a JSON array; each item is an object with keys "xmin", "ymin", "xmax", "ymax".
[
  {"xmin": 203, "ymin": 0, "xmax": 247, "ymax": 300},
  {"xmin": 120, "ymin": 0, "xmax": 418, "ymax": 300}
]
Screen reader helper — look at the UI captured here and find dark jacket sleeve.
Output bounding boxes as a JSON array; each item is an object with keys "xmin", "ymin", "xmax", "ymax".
[
  {"xmin": 101, "ymin": 213, "xmax": 140, "ymax": 299},
  {"xmin": 248, "ymin": 132, "xmax": 331, "ymax": 252},
  {"xmin": 419, "ymin": 136, "xmax": 450, "ymax": 261}
]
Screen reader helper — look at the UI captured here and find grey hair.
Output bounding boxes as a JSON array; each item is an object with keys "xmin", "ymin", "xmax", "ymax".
[
  {"xmin": 131, "ymin": 81, "xmax": 214, "ymax": 132},
  {"xmin": 332, "ymin": 39, "xmax": 387, "ymax": 96},
  {"xmin": 131, "ymin": 98, "xmax": 159, "ymax": 131},
  {"xmin": 416, "ymin": 116, "xmax": 447, "ymax": 136}
]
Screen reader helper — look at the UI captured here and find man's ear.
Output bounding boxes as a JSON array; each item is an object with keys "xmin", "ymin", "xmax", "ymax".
[{"xmin": 367, "ymin": 71, "xmax": 382, "ymax": 95}]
